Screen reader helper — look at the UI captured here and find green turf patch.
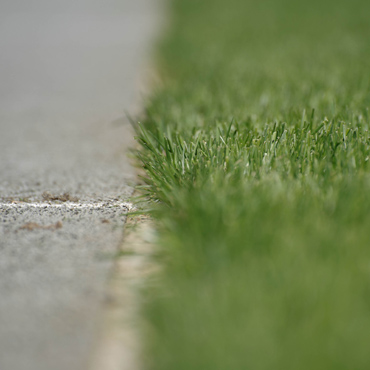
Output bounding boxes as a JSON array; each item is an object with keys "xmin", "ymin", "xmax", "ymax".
[{"xmin": 136, "ymin": 0, "xmax": 370, "ymax": 369}]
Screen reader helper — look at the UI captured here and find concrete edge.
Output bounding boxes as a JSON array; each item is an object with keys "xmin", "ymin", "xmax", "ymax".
[{"xmin": 88, "ymin": 214, "xmax": 158, "ymax": 370}]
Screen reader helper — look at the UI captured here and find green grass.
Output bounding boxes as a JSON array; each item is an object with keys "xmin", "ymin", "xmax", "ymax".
[{"xmin": 136, "ymin": 0, "xmax": 370, "ymax": 369}]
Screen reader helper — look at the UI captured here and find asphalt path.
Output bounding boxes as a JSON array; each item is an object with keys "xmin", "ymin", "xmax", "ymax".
[{"xmin": 0, "ymin": 1, "xmax": 160, "ymax": 369}]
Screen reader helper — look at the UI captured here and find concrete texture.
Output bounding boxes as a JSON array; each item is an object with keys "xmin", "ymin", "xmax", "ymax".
[
  {"xmin": 89, "ymin": 217, "xmax": 158, "ymax": 370},
  {"xmin": 0, "ymin": 1, "xmax": 160, "ymax": 369}
]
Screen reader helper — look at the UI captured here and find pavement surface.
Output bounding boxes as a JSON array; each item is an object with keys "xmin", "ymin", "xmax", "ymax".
[{"xmin": 0, "ymin": 1, "xmax": 160, "ymax": 369}]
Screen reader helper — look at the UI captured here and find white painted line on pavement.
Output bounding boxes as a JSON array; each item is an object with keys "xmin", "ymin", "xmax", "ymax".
[{"xmin": 0, "ymin": 201, "xmax": 134, "ymax": 211}]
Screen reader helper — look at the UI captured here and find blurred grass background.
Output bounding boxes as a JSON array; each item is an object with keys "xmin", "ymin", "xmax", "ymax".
[{"xmin": 136, "ymin": 0, "xmax": 370, "ymax": 369}]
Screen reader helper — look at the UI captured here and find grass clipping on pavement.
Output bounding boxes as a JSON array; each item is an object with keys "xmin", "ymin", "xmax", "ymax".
[{"xmin": 136, "ymin": 0, "xmax": 370, "ymax": 369}]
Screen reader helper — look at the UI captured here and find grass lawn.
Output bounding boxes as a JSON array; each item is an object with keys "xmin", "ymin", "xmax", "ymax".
[{"xmin": 136, "ymin": 0, "xmax": 370, "ymax": 369}]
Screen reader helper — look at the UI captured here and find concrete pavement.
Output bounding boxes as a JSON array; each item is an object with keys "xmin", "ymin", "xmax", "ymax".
[{"xmin": 0, "ymin": 1, "xmax": 160, "ymax": 369}]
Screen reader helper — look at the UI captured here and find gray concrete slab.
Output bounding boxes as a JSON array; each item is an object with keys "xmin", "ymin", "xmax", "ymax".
[{"xmin": 0, "ymin": 1, "xmax": 160, "ymax": 369}]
